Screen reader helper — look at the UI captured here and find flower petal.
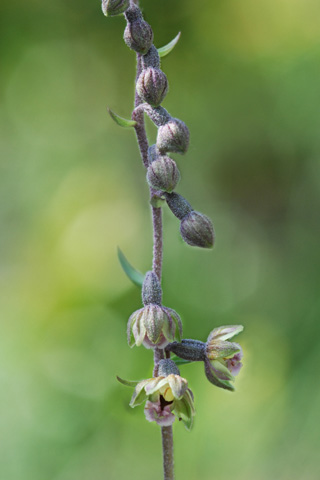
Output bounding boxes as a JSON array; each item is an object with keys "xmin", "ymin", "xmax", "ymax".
[
  {"xmin": 207, "ymin": 325, "xmax": 243, "ymax": 342},
  {"xmin": 167, "ymin": 374, "xmax": 188, "ymax": 399},
  {"xmin": 204, "ymin": 360, "xmax": 235, "ymax": 391},
  {"xmin": 143, "ymin": 305, "xmax": 164, "ymax": 344},
  {"xmin": 226, "ymin": 345, "xmax": 243, "ymax": 376},
  {"xmin": 206, "ymin": 340, "xmax": 241, "ymax": 360},
  {"xmin": 209, "ymin": 359, "xmax": 235, "ymax": 381},
  {"xmin": 131, "ymin": 310, "xmax": 147, "ymax": 347},
  {"xmin": 166, "ymin": 308, "xmax": 183, "ymax": 341},
  {"xmin": 144, "ymin": 377, "xmax": 167, "ymax": 396},
  {"xmin": 161, "ymin": 311, "xmax": 175, "ymax": 342},
  {"xmin": 127, "ymin": 309, "xmax": 143, "ymax": 347},
  {"xmin": 173, "ymin": 395, "xmax": 194, "ymax": 430},
  {"xmin": 130, "ymin": 379, "xmax": 152, "ymax": 407}
]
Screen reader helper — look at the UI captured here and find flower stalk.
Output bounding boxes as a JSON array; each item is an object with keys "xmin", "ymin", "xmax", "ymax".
[{"xmin": 102, "ymin": 1, "xmax": 244, "ymax": 479}]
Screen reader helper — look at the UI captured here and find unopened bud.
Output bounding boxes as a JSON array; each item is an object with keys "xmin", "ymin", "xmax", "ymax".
[
  {"xmin": 101, "ymin": 0, "xmax": 129, "ymax": 16},
  {"xmin": 147, "ymin": 156, "xmax": 180, "ymax": 192},
  {"xmin": 165, "ymin": 192, "xmax": 193, "ymax": 221},
  {"xmin": 141, "ymin": 45, "xmax": 160, "ymax": 69},
  {"xmin": 158, "ymin": 359, "xmax": 180, "ymax": 377},
  {"xmin": 136, "ymin": 68, "xmax": 168, "ymax": 107},
  {"xmin": 142, "ymin": 271, "xmax": 162, "ymax": 306},
  {"xmin": 157, "ymin": 118, "xmax": 190, "ymax": 154},
  {"xmin": 180, "ymin": 211, "xmax": 215, "ymax": 248},
  {"xmin": 124, "ymin": 6, "xmax": 153, "ymax": 54}
]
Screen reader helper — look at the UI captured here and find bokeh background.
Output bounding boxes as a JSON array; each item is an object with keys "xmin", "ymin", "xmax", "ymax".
[{"xmin": 1, "ymin": 0, "xmax": 320, "ymax": 479}]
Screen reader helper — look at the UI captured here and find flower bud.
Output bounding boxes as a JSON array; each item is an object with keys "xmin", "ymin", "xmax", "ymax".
[
  {"xmin": 142, "ymin": 271, "xmax": 162, "ymax": 306},
  {"xmin": 141, "ymin": 45, "xmax": 160, "ymax": 69},
  {"xmin": 147, "ymin": 156, "xmax": 180, "ymax": 192},
  {"xmin": 101, "ymin": 0, "xmax": 129, "ymax": 16},
  {"xmin": 158, "ymin": 359, "xmax": 180, "ymax": 377},
  {"xmin": 136, "ymin": 68, "xmax": 168, "ymax": 107},
  {"xmin": 124, "ymin": 6, "xmax": 153, "ymax": 54},
  {"xmin": 180, "ymin": 211, "xmax": 215, "ymax": 248},
  {"xmin": 157, "ymin": 118, "xmax": 190, "ymax": 154},
  {"xmin": 165, "ymin": 192, "xmax": 193, "ymax": 221}
]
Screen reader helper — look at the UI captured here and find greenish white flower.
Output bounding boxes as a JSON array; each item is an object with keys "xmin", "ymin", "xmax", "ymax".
[{"xmin": 128, "ymin": 360, "xmax": 195, "ymax": 429}]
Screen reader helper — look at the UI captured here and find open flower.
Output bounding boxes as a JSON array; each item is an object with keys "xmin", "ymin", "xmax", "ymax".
[
  {"xmin": 119, "ymin": 360, "xmax": 195, "ymax": 429},
  {"xmin": 204, "ymin": 325, "xmax": 243, "ymax": 391},
  {"xmin": 166, "ymin": 325, "xmax": 244, "ymax": 391}
]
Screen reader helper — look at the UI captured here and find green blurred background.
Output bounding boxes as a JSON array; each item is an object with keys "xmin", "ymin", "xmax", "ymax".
[{"xmin": 1, "ymin": 0, "xmax": 320, "ymax": 479}]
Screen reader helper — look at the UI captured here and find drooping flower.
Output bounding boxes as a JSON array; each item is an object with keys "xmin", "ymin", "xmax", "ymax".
[
  {"xmin": 127, "ymin": 304, "xmax": 182, "ymax": 349},
  {"xmin": 204, "ymin": 325, "xmax": 243, "ymax": 390},
  {"xmin": 118, "ymin": 360, "xmax": 195, "ymax": 429},
  {"xmin": 127, "ymin": 271, "xmax": 183, "ymax": 349},
  {"xmin": 166, "ymin": 325, "xmax": 244, "ymax": 391}
]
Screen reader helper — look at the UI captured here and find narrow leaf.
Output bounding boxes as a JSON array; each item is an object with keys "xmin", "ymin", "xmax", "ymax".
[
  {"xmin": 108, "ymin": 108, "xmax": 137, "ymax": 128},
  {"xmin": 116, "ymin": 376, "xmax": 139, "ymax": 388},
  {"xmin": 158, "ymin": 32, "xmax": 181, "ymax": 58},
  {"xmin": 171, "ymin": 355, "xmax": 194, "ymax": 366},
  {"xmin": 117, "ymin": 247, "xmax": 145, "ymax": 287}
]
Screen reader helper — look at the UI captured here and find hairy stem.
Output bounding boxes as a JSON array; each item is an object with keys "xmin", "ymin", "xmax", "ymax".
[
  {"xmin": 152, "ymin": 205, "xmax": 163, "ymax": 281},
  {"xmin": 133, "ymin": 46, "xmax": 173, "ymax": 480},
  {"xmin": 161, "ymin": 426, "xmax": 174, "ymax": 480}
]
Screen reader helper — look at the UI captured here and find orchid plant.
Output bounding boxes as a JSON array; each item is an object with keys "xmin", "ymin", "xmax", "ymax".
[{"xmin": 101, "ymin": 1, "xmax": 244, "ymax": 478}]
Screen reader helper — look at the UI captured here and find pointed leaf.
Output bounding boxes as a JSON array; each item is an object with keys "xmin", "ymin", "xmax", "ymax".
[
  {"xmin": 157, "ymin": 32, "xmax": 181, "ymax": 58},
  {"xmin": 116, "ymin": 376, "xmax": 140, "ymax": 388},
  {"xmin": 117, "ymin": 248, "xmax": 145, "ymax": 287},
  {"xmin": 108, "ymin": 108, "xmax": 137, "ymax": 128}
]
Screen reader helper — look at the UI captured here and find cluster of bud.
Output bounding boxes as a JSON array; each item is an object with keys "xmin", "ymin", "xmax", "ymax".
[{"xmin": 165, "ymin": 193, "xmax": 215, "ymax": 248}]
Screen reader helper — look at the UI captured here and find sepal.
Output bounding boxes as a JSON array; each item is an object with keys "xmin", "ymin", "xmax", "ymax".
[{"xmin": 207, "ymin": 325, "xmax": 244, "ymax": 342}]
